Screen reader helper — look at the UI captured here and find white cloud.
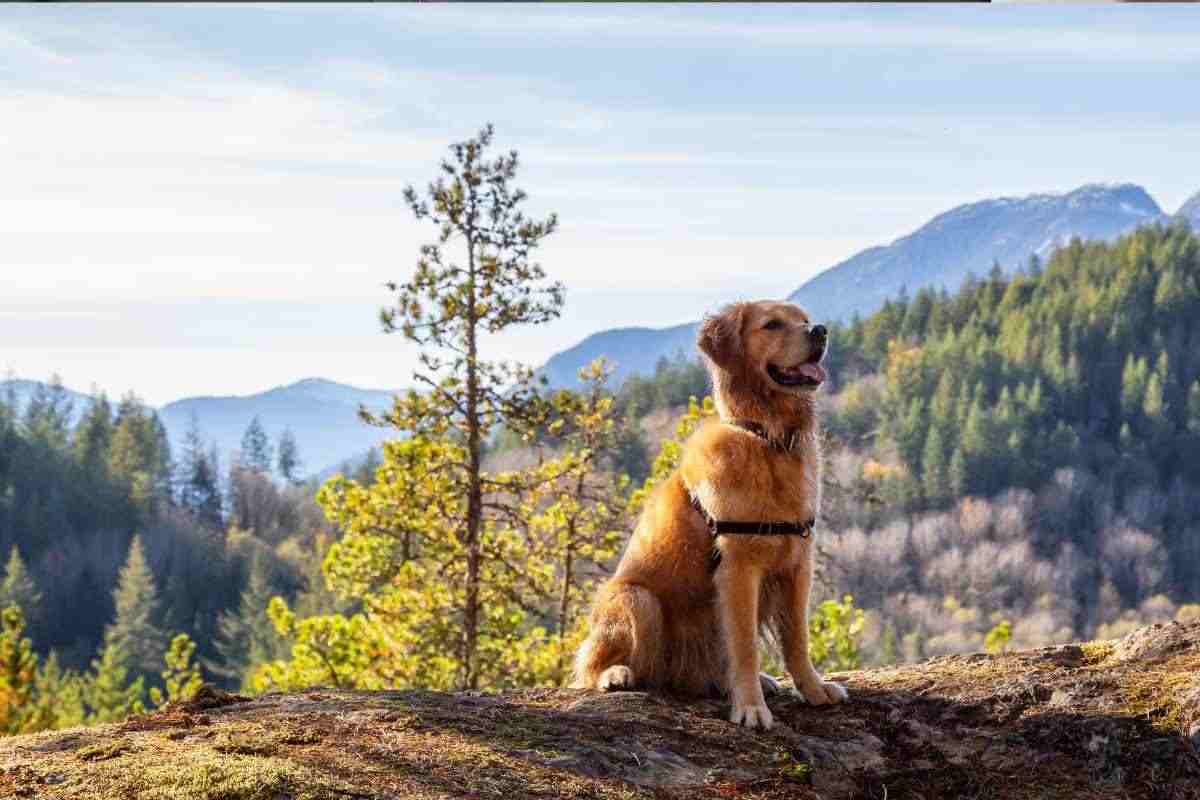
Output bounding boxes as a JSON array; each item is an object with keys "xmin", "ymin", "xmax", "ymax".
[
  {"xmin": 353, "ymin": 6, "xmax": 1200, "ymax": 64},
  {"xmin": 3, "ymin": 7, "xmax": 1199, "ymax": 403}
]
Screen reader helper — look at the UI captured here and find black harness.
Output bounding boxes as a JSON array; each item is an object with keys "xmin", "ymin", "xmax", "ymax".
[{"xmin": 692, "ymin": 419, "xmax": 817, "ymax": 571}]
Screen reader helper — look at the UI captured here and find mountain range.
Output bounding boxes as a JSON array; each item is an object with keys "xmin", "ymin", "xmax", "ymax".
[
  {"xmin": 540, "ymin": 182, "xmax": 1200, "ymax": 390},
  {"xmin": 8, "ymin": 182, "xmax": 1200, "ymax": 472},
  {"xmin": 2, "ymin": 377, "xmax": 397, "ymax": 479}
]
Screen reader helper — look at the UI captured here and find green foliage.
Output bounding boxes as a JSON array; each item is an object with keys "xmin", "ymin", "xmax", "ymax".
[
  {"xmin": 256, "ymin": 361, "xmax": 634, "ymax": 693},
  {"xmin": 213, "ymin": 551, "xmax": 283, "ymax": 689},
  {"xmin": 31, "ymin": 653, "xmax": 86, "ymax": 731},
  {"xmin": 984, "ymin": 620, "xmax": 1012, "ymax": 655},
  {"xmin": 629, "ymin": 395, "xmax": 716, "ymax": 514},
  {"xmin": 0, "ymin": 380, "xmax": 335, "ymax": 731},
  {"xmin": 107, "ymin": 394, "xmax": 173, "ymax": 515},
  {"xmin": 0, "ymin": 547, "xmax": 41, "ymax": 630},
  {"xmin": 0, "ymin": 606, "xmax": 39, "ymax": 734},
  {"xmin": 179, "ymin": 413, "xmax": 224, "ymax": 528},
  {"xmin": 104, "ymin": 536, "xmax": 168, "ymax": 679},
  {"xmin": 0, "ymin": 601, "xmax": 88, "ymax": 736},
  {"xmin": 84, "ymin": 642, "xmax": 146, "ymax": 725},
  {"xmin": 807, "ymin": 595, "xmax": 865, "ymax": 673},
  {"xmin": 240, "ymin": 416, "xmax": 273, "ymax": 474},
  {"xmin": 149, "ymin": 633, "xmax": 204, "ymax": 707}
]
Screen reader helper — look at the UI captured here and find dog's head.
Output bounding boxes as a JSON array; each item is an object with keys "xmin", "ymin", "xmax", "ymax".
[{"xmin": 698, "ymin": 300, "xmax": 828, "ymax": 396}]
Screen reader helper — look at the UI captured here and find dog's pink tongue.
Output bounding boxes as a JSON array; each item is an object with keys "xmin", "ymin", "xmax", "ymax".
[{"xmin": 798, "ymin": 362, "xmax": 827, "ymax": 383}]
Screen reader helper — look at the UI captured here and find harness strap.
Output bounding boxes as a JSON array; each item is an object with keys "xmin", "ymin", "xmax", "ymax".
[
  {"xmin": 691, "ymin": 496, "xmax": 815, "ymax": 573},
  {"xmin": 689, "ymin": 496, "xmax": 815, "ymax": 538}
]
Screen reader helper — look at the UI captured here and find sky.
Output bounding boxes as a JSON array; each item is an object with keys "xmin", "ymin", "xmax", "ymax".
[{"xmin": 3, "ymin": 4, "xmax": 1200, "ymax": 405}]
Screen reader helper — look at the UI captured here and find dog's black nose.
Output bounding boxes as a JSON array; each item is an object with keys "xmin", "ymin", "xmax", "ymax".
[{"xmin": 810, "ymin": 324, "xmax": 827, "ymax": 341}]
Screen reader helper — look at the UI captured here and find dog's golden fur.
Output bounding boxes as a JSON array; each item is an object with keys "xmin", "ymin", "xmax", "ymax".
[{"xmin": 572, "ymin": 300, "xmax": 848, "ymax": 729}]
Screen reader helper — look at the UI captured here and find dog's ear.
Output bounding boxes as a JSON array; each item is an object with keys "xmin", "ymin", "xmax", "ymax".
[{"xmin": 698, "ymin": 303, "xmax": 747, "ymax": 371}]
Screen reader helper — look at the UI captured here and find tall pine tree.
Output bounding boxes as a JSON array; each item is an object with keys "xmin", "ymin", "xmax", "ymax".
[
  {"xmin": 213, "ymin": 552, "xmax": 279, "ymax": 688},
  {"xmin": 0, "ymin": 548, "xmax": 40, "ymax": 621},
  {"xmin": 276, "ymin": 428, "xmax": 302, "ymax": 484},
  {"xmin": 374, "ymin": 124, "xmax": 563, "ymax": 689},
  {"xmin": 103, "ymin": 536, "xmax": 168, "ymax": 679},
  {"xmin": 178, "ymin": 414, "xmax": 222, "ymax": 528},
  {"xmin": 240, "ymin": 416, "xmax": 273, "ymax": 474}
]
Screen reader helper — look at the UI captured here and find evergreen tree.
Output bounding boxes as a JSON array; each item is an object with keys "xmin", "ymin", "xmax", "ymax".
[
  {"xmin": 0, "ymin": 606, "xmax": 39, "ymax": 734},
  {"xmin": 276, "ymin": 428, "xmax": 302, "ymax": 484},
  {"xmin": 1121, "ymin": 355, "xmax": 1149, "ymax": 420},
  {"xmin": 84, "ymin": 642, "xmax": 145, "ymax": 724},
  {"xmin": 30, "ymin": 652, "xmax": 85, "ymax": 731},
  {"xmin": 0, "ymin": 547, "xmax": 41, "ymax": 627},
  {"xmin": 372, "ymin": 124, "xmax": 563, "ymax": 689},
  {"xmin": 103, "ymin": 536, "xmax": 168, "ymax": 679},
  {"xmin": 178, "ymin": 415, "xmax": 222, "ymax": 528},
  {"xmin": 921, "ymin": 426, "xmax": 949, "ymax": 505},
  {"xmin": 213, "ymin": 552, "xmax": 279, "ymax": 687},
  {"xmin": 106, "ymin": 394, "xmax": 173, "ymax": 513},
  {"xmin": 240, "ymin": 416, "xmax": 273, "ymax": 474},
  {"xmin": 948, "ymin": 447, "xmax": 968, "ymax": 498},
  {"xmin": 73, "ymin": 393, "xmax": 113, "ymax": 475},
  {"xmin": 1144, "ymin": 372, "xmax": 1166, "ymax": 422},
  {"xmin": 21, "ymin": 375, "xmax": 74, "ymax": 451}
]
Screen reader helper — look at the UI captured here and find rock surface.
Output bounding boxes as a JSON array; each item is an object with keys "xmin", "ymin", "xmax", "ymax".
[{"xmin": 3, "ymin": 622, "xmax": 1199, "ymax": 799}]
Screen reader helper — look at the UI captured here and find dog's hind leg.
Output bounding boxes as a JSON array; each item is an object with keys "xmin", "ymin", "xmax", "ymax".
[{"xmin": 571, "ymin": 581, "xmax": 664, "ymax": 691}]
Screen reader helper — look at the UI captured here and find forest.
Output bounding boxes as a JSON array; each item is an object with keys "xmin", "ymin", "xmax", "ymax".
[{"xmin": 2, "ymin": 126, "xmax": 1199, "ymax": 734}]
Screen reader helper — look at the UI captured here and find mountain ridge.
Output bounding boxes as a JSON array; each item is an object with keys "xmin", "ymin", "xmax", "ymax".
[
  {"xmin": 539, "ymin": 182, "xmax": 1180, "ymax": 390},
  {"xmin": 786, "ymin": 182, "xmax": 1164, "ymax": 321}
]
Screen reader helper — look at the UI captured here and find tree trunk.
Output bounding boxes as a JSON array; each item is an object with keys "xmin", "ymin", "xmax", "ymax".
[
  {"xmin": 463, "ymin": 233, "xmax": 482, "ymax": 691},
  {"xmin": 557, "ymin": 541, "xmax": 573, "ymax": 680}
]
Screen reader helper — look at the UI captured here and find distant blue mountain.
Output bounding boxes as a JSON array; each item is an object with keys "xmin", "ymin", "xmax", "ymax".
[
  {"xmin": 3, "ymin": 376, "xmax": 398, "ymax": 479},
  {"xmin": 157, "ymin": 378, "xmax": 397, "ymax": 478},
  {"xmin": 540, "ymin": 182, "xmax": 1174, "ymax": 390},
  {"xmin": 1178, "ymin": 190, "xmax": 1200, "ymax": 230},
  {"xmin": 538, "ymin": 322, "xmax": 700, "ymax": 391}
]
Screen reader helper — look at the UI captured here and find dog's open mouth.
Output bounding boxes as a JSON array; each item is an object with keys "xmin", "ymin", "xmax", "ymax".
[{"xmin": 768, "ymin": 361, "xmax": 827, "ymax": 388}]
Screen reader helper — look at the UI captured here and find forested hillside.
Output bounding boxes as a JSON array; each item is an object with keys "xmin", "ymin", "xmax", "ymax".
[
  {"xmin": 814, "ymin": 221, "xmax": 1200, "ymax": 659},
  {"xmin": 0, "ymin": 382, "xmax": 353, "ymax": 729}
]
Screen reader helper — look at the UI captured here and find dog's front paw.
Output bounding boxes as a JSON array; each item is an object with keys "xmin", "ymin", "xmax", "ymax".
[
  {"xmin": 597, "ymin": 665, "xmax": 634, "ymax": 691},
  {"xmin": 798, "ymin": 679, "xmax": 848, "ymax": 706},
  {"xmin": 730, "ymin": 700, "xmax": 774, "ymax": 730}
]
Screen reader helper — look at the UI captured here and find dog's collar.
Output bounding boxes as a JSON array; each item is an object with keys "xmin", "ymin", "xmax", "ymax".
[{"xmin": 723, "ymin": 418, "xmax": 801, "ymax": 452}]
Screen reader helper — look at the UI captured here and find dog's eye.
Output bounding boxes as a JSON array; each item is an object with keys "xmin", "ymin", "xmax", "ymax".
[{"xmin": 763, "ymin": 319, "xmax": 784, "ymax": 331}]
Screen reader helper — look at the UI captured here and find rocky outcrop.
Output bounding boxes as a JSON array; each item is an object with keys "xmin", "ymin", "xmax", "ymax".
[{"xmin": 3, "ymin": 622, "xmax": 1198, "ymax": 799}]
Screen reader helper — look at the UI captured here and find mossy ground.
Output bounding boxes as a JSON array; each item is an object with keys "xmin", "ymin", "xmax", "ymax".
[{"xmin": 2, "ymin": 623, "xmax": 1198, "ymax": 800}]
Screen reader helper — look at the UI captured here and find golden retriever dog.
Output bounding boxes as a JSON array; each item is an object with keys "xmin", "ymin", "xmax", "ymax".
[{"xmin": 572, "ymin": 300, "xmax": 847, "ymax": 729}]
